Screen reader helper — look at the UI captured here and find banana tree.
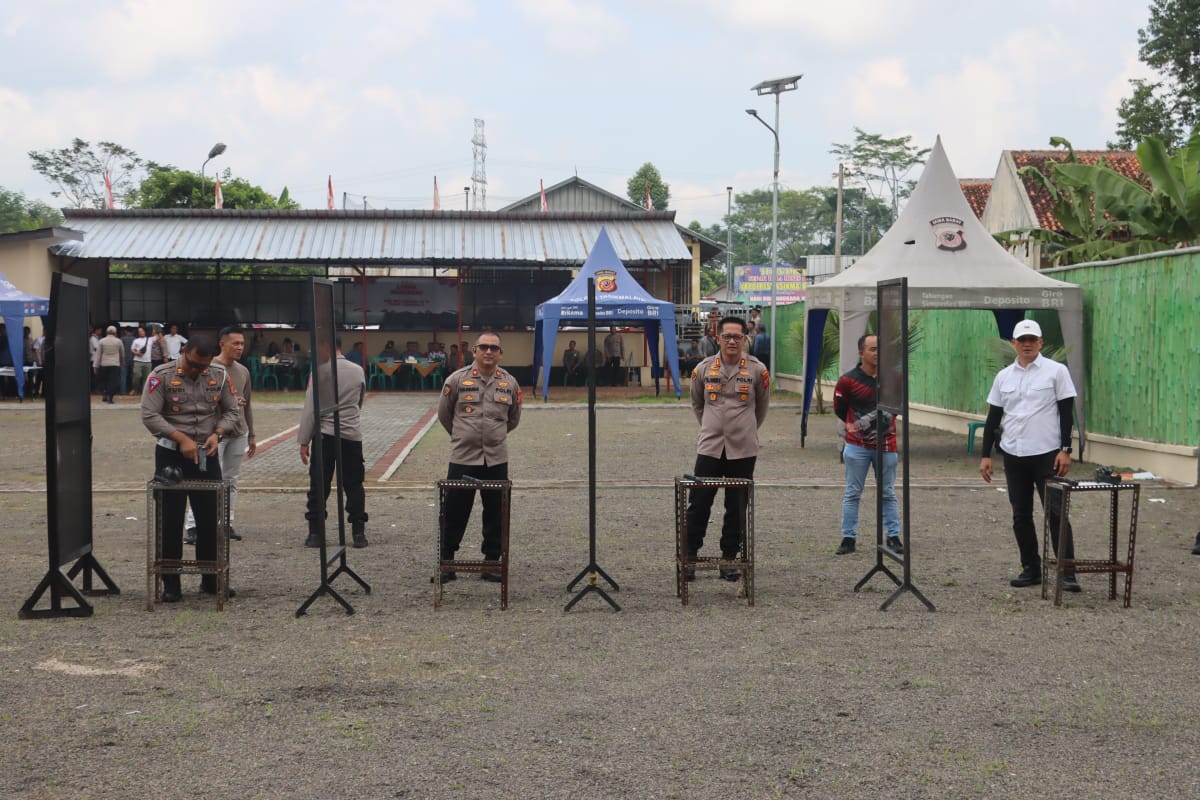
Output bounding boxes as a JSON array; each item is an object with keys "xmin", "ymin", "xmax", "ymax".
[{"xmin": 998, "ymin": 130, "xmax": 1200, "ymax": 265}]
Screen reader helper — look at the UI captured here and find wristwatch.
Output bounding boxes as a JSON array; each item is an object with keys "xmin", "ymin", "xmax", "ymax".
[{"xmin": 1060, "ymin": 446, "xmax": 1072, "ymax": 455}]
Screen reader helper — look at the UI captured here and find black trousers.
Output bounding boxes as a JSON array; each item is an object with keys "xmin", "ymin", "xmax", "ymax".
[
  {"xmin": 1003, "ymin": 450, "xmax": 1074, "ymax": 569},
  {"xmin": 305, "ymin": 435, "xmax": 367, "ymax": 525},
  {"xmin": 156, "ymin": 445, "xmax": 222, "ymax": 592},
  {"xmin": 442, "ymin": 462, "xmax": 509, "ymax": 560},
  {"xmin": 99, "ymin": 365, "xmax": 121, "ymax": 401},
  {"xmin": 686, "ymin": 451, "xmax": 756, "ymax": 557}
]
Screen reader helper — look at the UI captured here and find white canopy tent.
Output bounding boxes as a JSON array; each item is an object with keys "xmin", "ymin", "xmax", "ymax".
[{"xmin": 802, "ymin": 137, "xmax": 1087, "ymax": 452}]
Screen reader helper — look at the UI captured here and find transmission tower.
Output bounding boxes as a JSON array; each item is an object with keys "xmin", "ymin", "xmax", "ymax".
[{"xmin": 471, "ymin": 118, "xmax": 487, "ymax": 210}]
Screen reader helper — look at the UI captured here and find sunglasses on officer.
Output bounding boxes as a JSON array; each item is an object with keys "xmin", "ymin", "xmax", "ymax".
[{"xmin": 474, "ymin": 343, "xmax": 502, "ymax": 353}]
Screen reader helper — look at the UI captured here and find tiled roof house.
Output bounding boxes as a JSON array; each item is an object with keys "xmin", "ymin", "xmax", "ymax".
[{"xmin": 979, "ymin": 149, "xmax": 1146, "ymax": 268}]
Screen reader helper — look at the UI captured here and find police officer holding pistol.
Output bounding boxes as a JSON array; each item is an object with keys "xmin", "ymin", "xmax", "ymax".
[
  {"xmin": 141, "ymin": 334, "xmax": 240, "ymax": 602},
  {"xmin": 436, "ymin": 332, "xmax": 522, "ymax": 581}
]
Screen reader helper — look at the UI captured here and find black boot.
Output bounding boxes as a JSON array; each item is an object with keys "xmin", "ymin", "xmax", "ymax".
[
  {"xmin": 304, "ymin": 520, "xmax": 322, "ymax": 548},
  {"xmin": 352, "ymin": 522, "xmax": 368, "ymax": 548}
]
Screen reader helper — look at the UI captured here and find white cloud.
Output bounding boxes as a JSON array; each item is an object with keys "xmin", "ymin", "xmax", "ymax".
[
  {"xmin": 515, "ymin": 0, "xmax": 626, "ymax": 55},
  {"xmin": 665, "ymin": 0, "xmax": 919, "ymax": 46}
]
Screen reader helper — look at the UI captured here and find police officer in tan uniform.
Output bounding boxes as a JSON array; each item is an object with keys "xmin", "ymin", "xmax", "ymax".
[
  {"xmin": 141, "ymin": 334, "xmax": 240, "ymax": 602},
  {"xmin": 436, "ymin": 332, "xmax": 522, "ymax": 581},
  {"xmin": 685, "ymin": 316, "xmax": 770, "ymax": 580},
  {"xmin": 299, "ymin": 338, "xmax": 368, "ymax": 548}
]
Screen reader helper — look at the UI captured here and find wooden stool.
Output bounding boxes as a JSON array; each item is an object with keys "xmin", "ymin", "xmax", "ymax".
[
  {"xmin": 434, "ymin": 478, "xmax": 511, "ymax": 610},
  {"xmin": 1042, "ymin": 478, "xmax": 1140, "ymax": 607},
  {"xmin": 675, "ymin": 476, "xmax": 755, "ymax": 606},
  {"xmin": 146, "ymin": 479, "xmax": 231, "ymax": 611}
]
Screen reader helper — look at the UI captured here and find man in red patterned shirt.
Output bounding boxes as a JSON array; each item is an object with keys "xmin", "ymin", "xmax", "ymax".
[{"xmin": 833, "ymin": 334, "xmax": 901, "ymax": 555}]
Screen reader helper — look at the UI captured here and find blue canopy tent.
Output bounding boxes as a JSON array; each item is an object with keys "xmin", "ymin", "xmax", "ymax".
[
  {"xmin": 534, "ymin": 227, "xmax": 682, "ymax": 400},
  {"xmin": 0, "ymin": 273, "xmax": 49, "ymax": 399}
]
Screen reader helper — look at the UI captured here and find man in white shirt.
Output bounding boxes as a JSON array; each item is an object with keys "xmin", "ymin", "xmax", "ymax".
[
  {"xmin": 978, "ymin": 320, "xmax": 1078, "ymax": 591},
  {"xmin": 130, "ymin": 325, "xmax": 153, "ymax": 394},
  {"xmin": 163, "ymin": 324, "xmax": 188, "ymax": 361}
]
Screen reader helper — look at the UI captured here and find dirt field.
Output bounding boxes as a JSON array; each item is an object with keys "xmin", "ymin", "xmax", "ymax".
[{"xmin": 2, "ymin": 393, "xmax": 1199, "ymax": 799}]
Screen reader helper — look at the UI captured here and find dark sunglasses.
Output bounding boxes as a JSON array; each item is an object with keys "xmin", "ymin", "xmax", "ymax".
[
  {"xmin": 1015, "ymin": 336, "xmax": 1040, "ymax": 343},
  {"xmin": 475, "ymin": 343, "xmax": 502, "ymax": 352}
]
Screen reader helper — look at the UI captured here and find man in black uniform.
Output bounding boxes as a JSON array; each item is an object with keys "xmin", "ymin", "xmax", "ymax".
[{"xmin": 141, "ymin": 335, "xmax": 240, "ymax": 602}]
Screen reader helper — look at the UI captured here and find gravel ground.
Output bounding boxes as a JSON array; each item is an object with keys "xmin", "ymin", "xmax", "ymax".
[{"xmin": 2, "ymin": 391, "xmax": 1199, "ymax": 799}]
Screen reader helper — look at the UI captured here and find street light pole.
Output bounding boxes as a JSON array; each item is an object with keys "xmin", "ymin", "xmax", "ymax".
[
  {"xmin": 200, "ymin": 142, "xmax": 227, "ymax": 208},
  {"xmin": 464, "ymin": 187, "xmax": 471, "ymax": 210},
  {"xmin": 725, "ymin": 186, "xmax": 733, "ymax": 302},
  {"xmin": 746, "ymin": 73, "xmax": 800, "ymax": 389}
]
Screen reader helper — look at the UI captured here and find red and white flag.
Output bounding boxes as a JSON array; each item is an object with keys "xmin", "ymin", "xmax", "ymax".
[
  {"xmin": 214, "ymin": 178, "xmax": 224, "ymax": 209},
  {"xmin": 327, "ymin": 175, "xmax": 334, "ymax": 210},
  {"xmin": 539, "ymin": 179, "xmax": 547, "ymax": 213},
  {"xmin": 644, "ymin": 179, "xmax": 654, "ymax": 211},
  {"xmin": 433, "ymin": 176, "xmax": 440, "ymax": 210},
  {"xmin": 103, "ymin": 170, "xmax": 114, "ymax": 209}
]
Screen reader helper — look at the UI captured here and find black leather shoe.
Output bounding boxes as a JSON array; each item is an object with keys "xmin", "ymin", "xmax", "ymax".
[
  {"xmin": 184, "ymin": 527, "xmax": 197, "ymax": 545},
  {"xmin": 1061, "ymin": 574, "xmax": 1081, "ymax": 593},
  {"xmin": 1192, "ymin": 532, "xmax": 1200, "ymax": 555},
  {"xmin": 161, "ymin": 589, "xmax": 182, "ymax": 603},
  {"xmin": 352, "ymin": 533, "xmax": 368, "ymax": 548},
  {"xmin": 886, "ymin": 536, "xmax": 904, "ymax": 554},
  {"xmin": 685, "ymin": 566, "xmax": 696, "ymax": 582},
  {"xmin": 431, "ymin": 572, "xmax": 457, "ymax": 583},
  {"xmin": 227, "ymin": 526, "xmax": 242, "ymax": 541},
  {"xmin": 480, "ymin": 572, "xmax": 502, "ymax": 583},
  {"xmin": 1010, "ymin": 567, "xmax": 1041, "ymax": 587},
  {"xmin": 836, "ymin": 537, "xmax": 856, "ymax": 555},
  {"xmin": 304, "ymin": 533, "xmax": 321, "ymax": 548},
  {"xmin": 719, "ymin": 568, "xmax": 741, "ymax": 581}
]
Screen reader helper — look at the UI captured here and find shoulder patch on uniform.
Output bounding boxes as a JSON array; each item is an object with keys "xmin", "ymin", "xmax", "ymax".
[
  {"xmin": 516, "ymin": 386, "xmax": 523, "ymax": 405},
  {"xmin": 761, "ymin": 370, "xmax": 770, "ymax": 389},
  {"xmin": 147, "ymin": 376, "xmax": 161, "ymax": 393},
  {"xmin": 442, "ymin": 384, "xmax": 451, "ymax": 396}
]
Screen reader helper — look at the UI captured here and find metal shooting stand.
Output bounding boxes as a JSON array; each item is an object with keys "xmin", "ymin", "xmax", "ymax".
[
  {"xmin": 434, "ymin": 477, "xmax": 512, "ymax": 609},
  {"xmin": 296, "ymin": 278, "xmax": 371, "ymax": 617},
  {"xmin": 674, "ymin": 475, "xmax": 755, "ymax": 606},
  {"xmin": 854, "ymin": 278, "xmax": 934, "ymax": 611},
  {"xmin": 565, "ymin": 278, "xmax": 620, "ymax": 612}
]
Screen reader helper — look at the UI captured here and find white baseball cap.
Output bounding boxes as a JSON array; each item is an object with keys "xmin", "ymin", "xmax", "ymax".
[{"xmin": 1012, "ymin": 320, "xmax": 1042, "ymax": 339}]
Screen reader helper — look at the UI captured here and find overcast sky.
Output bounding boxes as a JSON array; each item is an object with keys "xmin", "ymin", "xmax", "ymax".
[{"xmin": 0, "ymin": 0, "xmax": 1152, "ymax": 227}]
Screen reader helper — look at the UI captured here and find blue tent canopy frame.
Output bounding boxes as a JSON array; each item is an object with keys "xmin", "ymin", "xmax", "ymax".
[
  {"xmin": 0, "ymin": 273, "xmax": 49, "ymax": 399},
  {"xmin": 534, "ymin": 227, "xmax": 682, "ymax": 400}
]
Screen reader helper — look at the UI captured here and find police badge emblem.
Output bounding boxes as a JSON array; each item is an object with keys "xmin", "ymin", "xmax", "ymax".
[{"xmin": 596, "ymin": 269, "xmax": 618, "ymax": 293}]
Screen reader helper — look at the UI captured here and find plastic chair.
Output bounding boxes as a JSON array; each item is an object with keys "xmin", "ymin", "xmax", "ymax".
[
  {"xmin": 259, "ymin": 358, "xmax": 280, "ymax": 391},
  {"xmin": 367, "ymin": 360, "xmax": 390, "ymax": 391}
]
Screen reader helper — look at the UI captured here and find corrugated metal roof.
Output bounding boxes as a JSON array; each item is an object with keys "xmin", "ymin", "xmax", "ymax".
[{"xmin": 54, "ymin": 209, "xmax": 693, "ymax": 265}]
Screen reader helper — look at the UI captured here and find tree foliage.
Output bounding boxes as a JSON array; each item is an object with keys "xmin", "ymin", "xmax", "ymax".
[
  {"xmin": 28, "ymin": 138, "xmax": 145, "ymax": 208},
  {"xmin": 133, "ymin": 165, "xmax": 300, "ymax": 210},
  {"xmin": 1000, "ymin": 131, "xmax": 1200, "ymax": 265},
  {"xmin": 626, "ymin": 162, "xmax": 670, "ymax": 210},
  {"xmin": 1111, "ymin": 0, "xmax": 1200, "ymax": 149},
  {"xmin": 691, "ymin": 187, "xmax": 892, "ymax": 291},
  {"xmin": 829, "ymin": 128, "xmax": 930, "ymax": 222},
  {"xmin": 0, "ymin": 187, "xmax": 63, "ymax": 234}
]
